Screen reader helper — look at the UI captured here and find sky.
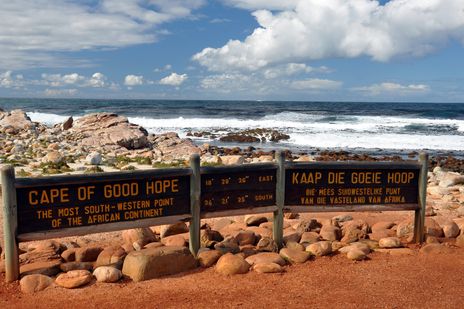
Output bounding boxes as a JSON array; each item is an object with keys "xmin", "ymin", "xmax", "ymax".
[{"xmin": 0, "ymin": 0, "xmax": 463, "ymax": 102}]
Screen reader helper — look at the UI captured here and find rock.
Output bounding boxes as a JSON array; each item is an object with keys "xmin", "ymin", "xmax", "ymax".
[
  {"xmin": 294, "ymin": 155, "xmax": 314, "ymax": 162},
  {"xmin": 286, "ymin": 241, "xmax": 304, "ymax": 251},
  {"xmin": 320, "ymin": 225, "xmax": 341, "ymax": 241},
  {"xmin": 246, "ymin": 226, "xmax": 272, "ymax": 238},
  {"xmin": 306, "ymin": 241, "xmax": 332, "ymax": 257},
  {"xmin": 379, "ymin": 237, "xmax": 402, "ymax": 248},
  {"xmin": 122, "ymin": 228, "xmax": 157, "ymax": 248},
  {"xmin": 419, "ymin": 244, "xmax": 454, "ymax": 254},
  {"xmin": 20, "ymin": 274, "xmax": 54, "ymax": 293},
  {"xmin": 200, "ymin": 228, "xmax": 223, "ymax": 248},
  {"xmin": 122, "ymin": 246, "xmax": 197, "ymax": 282},
  {"xmin": 253, "ymin": 263, "xmax": 283, "ymax": 274},
  {"xmin": 295, "ymin": 219, "xmax": 321, "ymax": 233},
  {"xmin": 245, "ymin": 252, "xmax": 286, "ymax": 266},
  {"xmin": 341, "ymin": 219, "xmax": 370, "ymax": 236},
  {"xmin": 332, "ymin": 214, "xmax": 353, "ymax": 224},
  {"xmin": 244, "ymin": 215, "xmax": 268, "ymax": 226},
  {"xmin": 60, "ymin": 262, "xmax": 94, "ymax": 272},
  {"xmin": 93, "ymin": 266, "xmax": 122, "ymax": 283},
  {"xmin": 441, "ymin": 220, "xmax": 460, "ymax": 238},
  {"xmin": 143, "ymin": 242, "xmax": 164, "ymax": 249},
  {"xmin": 95, "ymin": 246, "xmax": 127, "ymax": 269},
  {"xmin": 150, "ymin": 132, "xmax": 201, "ymax": 159},
  {"xmin": 215, "ymin": 253, "xmax": 250, "ymax": 275},
  {"xmin": 396, "ymin": 218, "xmax": 414, "ymax": 238},
  {"xmin": 239, "ymin": 245, "xmax": 257, "ymax": 258},
  {"xmin": 438, "ymin": 172, "xmax": 464, "ymax": 188},
  {"xmin": 235, "ymin": 230, "xmax": 256, "ymax": 246},
  {"xmin": 424, "ymin": 218, "xmax": 444, "ymax": 237},
  {"xmin": 43, "ymin": 151, "xmax": 64, "ymax": 164},
  {"xmin": 339, "ymin": 242, "xmax": 371, "ymax": 255},
  {"xmin": 219, "ymin": 155, "xmax": 245, "ymax": 165},
  {"xmin": 20, "ymin": 261, "xmax": 61, "ymax": 277},
  {"xmin": 86, "ymin": 151, "xmax": 102, "ymax": 165},
  {"xmin": 0, "ymin": 109, "xmax": 34, "ymax": 131},
  {"xmin": 279, "ymin": 248, "xmax": 310, "ymax": 264},
  {"xmin": 256, "ymin": 237, "xmax": 278, "ymax": 252},
  {"xmin": 61, "ymin": 249, "xmax": 76, "ymax": 262},
  {"xmin": 161, "ymin": 235, "xmax": 187, "ymax": 247},
  {"xmin": 300, "ymin": 232, "xmax": 321, "ymax": 245},
  {"xmin": 75, "ymin": 246, "xmax": 104, "ymax": 262},
  {"xmin": 160, "ymin": 222, "xmax": 189, "ymax": 238},
  {"xmin": 214, "ymin": 236, "xmax": 240, "ymax": 254},
  {"xmin": 371, "ymin": 221, "xmax": 396, "ymax": 232},
  {"xmin": 341, "ymin": 228, "xmax": 366, "ymax": 243},
  {"xmin": 346, "ymin": 249, "xmax": 367, "ymax": 261},
  {"xmin": 61, "ymin": 116, "xmax": 73, "ymax": 130},
  {"xmin": 55, "ymin": 270, "xmax": 92, "ymax": 289},
  {"xmin": 368, "ymin": 229, "xmax": 396, "ymax": 241},
  {"xmin": 71, "ymin": 113, "xmax": 148, "ymax": 150},
  {"xmin": 198, "ymin": 250, "xmax": 222, "ymax": 268}
]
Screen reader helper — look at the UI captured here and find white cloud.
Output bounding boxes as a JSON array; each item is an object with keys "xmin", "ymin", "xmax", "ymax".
[
  {"xmin": 40, "ymin": 72, "xmax": 109, "ymax": 88},
  {"xmin": 44, "ymin": 88, "xmax": 78, "ymax": 97},
  {"xmin": 159, "ymin": 73, "xmax": 188, "ymax": 86},
  {"xmin": 124, "ymin": 75, "xmax": 145, "ymax": 86},
  {"xmin": 353, "ymin": 82, "xmax": 430, "ymax": 95},
  {"xmin": 195, "ymin": 0, "xmax": 464, "ymax": 72},
  {"xmin": 290, "ymin": 78, "xmax": 342, "ymax": 90},
  {"xmin": 0, "ymin": 0, "xmax": 205, "ymax": 69},
  {"xmin": 263, "ymin": 63, "xmax": 330, "ymax": 79},
  {"xmin": 0, "ymin": 71, "xmax": 24, "ymax": 88},
  {"xmin": 222, "ymin": 0, "xmax": 299, "ymax": 10},
  {"xmin": 210, "ymin": 18, "xmax": 231, "ymax": 24},
  {"xmin": 154, "ymin": 64, "xmax": 172, "ymax": 72},
  {"xmin": 88, "ymin": 73, "xmax": 107, "ymax": 88}
]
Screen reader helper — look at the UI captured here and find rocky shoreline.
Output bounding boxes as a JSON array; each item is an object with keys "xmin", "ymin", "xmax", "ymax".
[
  {"xmin": 0, "ymin": 108, "xmax": 464, "ymax": 295},
  {"xmin": 1, "ymin": 108, "xmax": 464, "ymax": 177}
]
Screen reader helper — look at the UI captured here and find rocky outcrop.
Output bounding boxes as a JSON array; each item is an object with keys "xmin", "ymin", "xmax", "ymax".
[
  {"xmin": 0, "ymin": 109, "xmax": 35, "ymax": 133},
  {"xmin": 70, "ymin": 113, "xmax": 148, "ymax": 150},
  {"xmin": 149, "ymin": 132, "xmax": 201, "ymax": 160}
]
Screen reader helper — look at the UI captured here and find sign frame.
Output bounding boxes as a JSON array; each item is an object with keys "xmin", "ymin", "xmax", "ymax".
[{"xmin": 1, "ymin": 151, "xmax": 428, "ymax": 283}]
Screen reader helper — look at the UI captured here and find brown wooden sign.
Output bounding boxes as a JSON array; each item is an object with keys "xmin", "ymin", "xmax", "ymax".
[
  {"xmin": 15, "ymin": 169, "xmax": 191, "ymax": 235},
  {"xmin": 201, "ymin": 165, "xmax": 277, "ymax": 213},
  {"xmin": 285, "ymin": 163, "xmax": 420, "ymax": 209}
]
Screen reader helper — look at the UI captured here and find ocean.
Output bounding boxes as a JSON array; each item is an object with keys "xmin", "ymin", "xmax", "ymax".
[{"xmin": 1, "ymin": 98, "xmax": 463, "ymax": 156}]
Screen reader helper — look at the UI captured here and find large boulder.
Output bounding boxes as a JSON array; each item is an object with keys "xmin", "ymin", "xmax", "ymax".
[
  {"xmin": 245, "ymin": 252, "xmax": 286, "ymax": 266},
  {"xmin": 0, "ymin": 109, "xmax": 35, "ymax": 132},
  {"xmin": 122, "ymin": 246, "xmax": 197, "ymax": 282},
  {"xmin": 20, "ymin": 274, "xmax": 54, "ymax": 293},
  {"xmin": 149, "ymin": 132, "xmax": 201, "ymax": 160},
  {"xmin": 71, "ymin": 113, "xmax": 148, "ymax": 150},
  {"xmin": 55, "ymin": 270, "xmax": 92, "ymax": 289},
  {"xmin": 93, "ymin": 266, "xmax": 122, "ymax": 283},
  {"xmin": 215, "ymin": 253, "xmax": 250, "ymax": 275}
]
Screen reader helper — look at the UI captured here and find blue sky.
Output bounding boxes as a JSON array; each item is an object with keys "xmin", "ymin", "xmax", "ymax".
[{"xmin": 0, "ymin": 0, "xmax": 463, "ymax": 102}]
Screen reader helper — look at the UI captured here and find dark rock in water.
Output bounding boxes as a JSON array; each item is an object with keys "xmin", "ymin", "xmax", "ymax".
[{"xmin": 220, "ymin": 134, "xmax": 260, "ymax": 143}]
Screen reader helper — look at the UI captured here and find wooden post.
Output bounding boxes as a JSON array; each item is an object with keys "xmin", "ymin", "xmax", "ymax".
[
  {"xmin": 273, "ymin": 151, "xmax": 285, "ymax": 249},
  {"xmin": 1, "ymin": 165, "xmax": 19, "ymax": 282},
  {"xmin": 189, "ymin": 154, "xmax": 201, "ymax": 256},
  {"xmin": 414, "ymin": 152, "xmax": 428, "ymax": 244}
]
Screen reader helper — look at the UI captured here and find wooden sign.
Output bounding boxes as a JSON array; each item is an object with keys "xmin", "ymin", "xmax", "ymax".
[
  {"xmin": 285, "ymin": 163, "xmax": 421, "ymax": 210},
  {"xmin": 15, "ymin": 169, "xmax": 191, "ymax": 236},
  {"xmin": 200, "ymin": 164, "xmax": 277, "ymax": 215}
]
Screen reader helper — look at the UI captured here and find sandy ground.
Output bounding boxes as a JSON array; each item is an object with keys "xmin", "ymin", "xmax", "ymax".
[
  {"xmin": 1, "ymin": 211, "xmax": 464, "ymax": 309},
  {"xmin": 2, "ymin": 247, "xmax": 464, "ymax": 309}
]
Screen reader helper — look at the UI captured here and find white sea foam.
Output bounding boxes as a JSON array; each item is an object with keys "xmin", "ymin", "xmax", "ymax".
[{"xmin": 27, "ymin": 112, "xmax": 73, "ymax": 126}]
